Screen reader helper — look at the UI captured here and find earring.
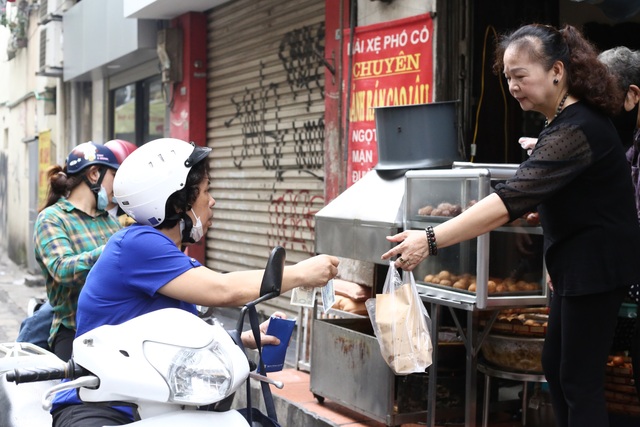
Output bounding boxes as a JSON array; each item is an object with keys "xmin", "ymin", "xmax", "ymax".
[{"xmin": 553, "ymin": 78, "xmax": 558, "ymax": 85}]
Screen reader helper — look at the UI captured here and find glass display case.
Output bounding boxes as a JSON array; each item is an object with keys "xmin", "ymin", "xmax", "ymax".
[{"xmin": 404, "ymin": 167, "xmax": 549, "ymax": 310}]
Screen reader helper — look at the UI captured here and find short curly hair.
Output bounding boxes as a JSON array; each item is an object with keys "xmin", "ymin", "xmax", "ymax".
[
  {"xmin": 158, "ymin": 158, "xmax": 209, "ymax": 230},
  {"xmin": 493, "ymin": 23, "xmax": 623, "ymax": 117}
]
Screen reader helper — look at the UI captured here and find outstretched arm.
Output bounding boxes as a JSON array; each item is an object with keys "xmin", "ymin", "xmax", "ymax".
[
  {"xmin": 159, "ymin": 254, "xmax": 339, "ymax": 307},
  {"xmin": 381, "ymin": 193, "xmax": 509, "ymax": 271}
]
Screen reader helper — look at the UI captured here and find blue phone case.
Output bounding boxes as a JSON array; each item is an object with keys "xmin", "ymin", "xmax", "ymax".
[{"xmin": 261, "ymin": 316, "xmax": 296, "ymax": 373}]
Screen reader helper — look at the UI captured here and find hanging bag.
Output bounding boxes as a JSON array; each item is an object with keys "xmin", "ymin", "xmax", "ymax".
[{"xmin": 365, "ymin": 260, "xmax": 433, "ymax": 375}]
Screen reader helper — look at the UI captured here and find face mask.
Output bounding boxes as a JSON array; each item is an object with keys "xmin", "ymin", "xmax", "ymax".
[
  {"xmin": 189, "ymin": 209, "xmax": 204, "ymax": 242},
  {"xmin": 107, "ymin": 205, "xmax": 119, "ymax": 219},
  {"xmin": 97, "ymin": 186, "xmax": 109, "ymax": 211},
  {"xmin": 611, "ymin": 102, "xmax": 640, "ymax": 148},
  {"xmin": 180, "ymin": 209, "xmax": 204, "ymax": 243}
]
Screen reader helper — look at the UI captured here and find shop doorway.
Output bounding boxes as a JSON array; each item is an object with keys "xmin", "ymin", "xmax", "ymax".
[{"xmin": 469, "ymin": 0, "xmax": 560, "ymax": 165}]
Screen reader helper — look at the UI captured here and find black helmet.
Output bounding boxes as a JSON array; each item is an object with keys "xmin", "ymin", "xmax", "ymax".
[{"xmin": 66, "ymin": 141, "xmax": 120, "ymax": 174}]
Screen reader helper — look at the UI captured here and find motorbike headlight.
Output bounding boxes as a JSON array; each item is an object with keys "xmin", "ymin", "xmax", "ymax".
[{"xmin": 144, "ymin": 340, "xmax": 240, "ymax": 405}]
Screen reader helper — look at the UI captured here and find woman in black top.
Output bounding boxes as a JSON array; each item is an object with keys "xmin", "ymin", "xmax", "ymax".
[{"xmin": 382, "ymin": 24, "xmax": 640, "ymax": 427}]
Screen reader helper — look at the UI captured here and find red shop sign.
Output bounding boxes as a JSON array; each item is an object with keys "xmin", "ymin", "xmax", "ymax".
[{"xmin": 343, "ymin": 13, "xmax": 434, "ymax": 187}]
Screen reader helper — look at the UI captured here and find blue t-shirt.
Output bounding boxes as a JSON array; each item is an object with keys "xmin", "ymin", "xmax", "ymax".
[{"xmin": 52, "ymin": 224, "xmax": 201, "ymax": 416}]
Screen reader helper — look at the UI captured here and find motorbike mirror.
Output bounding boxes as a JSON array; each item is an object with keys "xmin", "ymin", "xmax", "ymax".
[{"xmin": 259, "ymin": 246, "xmax": 285, "ymax": 298}]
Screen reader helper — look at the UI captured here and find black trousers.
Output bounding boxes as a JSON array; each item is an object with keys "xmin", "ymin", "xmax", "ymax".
[
  {"xmin": 633, "ymin": 315, "xmax": 640, "ymax": 397},
  {"xmin": 52, "ymin": 405, "xmax": 132, "ymax": 427},
  {"xmin": 51, "ymin": 325, "xmax": 75, "ymax": 362},
  {"xmin": 542, "ymin": 287, "xmax": 627, "ymax": 427}
]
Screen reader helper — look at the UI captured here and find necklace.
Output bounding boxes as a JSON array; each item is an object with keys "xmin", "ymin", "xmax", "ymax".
[{"xmin": 544, "ymin": 92, "xmax": 570, "ymax": 127}]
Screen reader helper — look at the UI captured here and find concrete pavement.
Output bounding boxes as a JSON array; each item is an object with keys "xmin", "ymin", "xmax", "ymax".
[{"xmin": 0, "ymin": 247, "xmax": 46, "ymax": 344}]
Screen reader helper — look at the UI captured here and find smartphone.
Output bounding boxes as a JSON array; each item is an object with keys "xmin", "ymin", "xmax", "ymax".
[{"xmin": 260, "ymin": 316, "xmax": 296, "ymax": 373}]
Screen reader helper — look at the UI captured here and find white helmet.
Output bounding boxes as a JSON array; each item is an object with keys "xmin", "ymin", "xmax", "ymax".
[{"xmin": 113, "ymin": 138, "xmax": 211, "ymax": 226}]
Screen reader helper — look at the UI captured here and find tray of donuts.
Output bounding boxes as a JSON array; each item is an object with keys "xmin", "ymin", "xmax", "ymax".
[
  {"xmin": 605, "ymin": 354, "xmax": 640, "ymax": 417},
  {"xmin": 422, "ymin": 271, "xmax": 542, "ymax": 295},
  {"xmin": 479, "ymin": 307, "xmax": 549, "ymax": 337}
]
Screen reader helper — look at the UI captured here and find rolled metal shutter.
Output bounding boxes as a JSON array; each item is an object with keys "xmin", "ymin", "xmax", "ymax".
[{"xmin": 206, "ymin": 0, "xmax": 326, "ymax": 316}]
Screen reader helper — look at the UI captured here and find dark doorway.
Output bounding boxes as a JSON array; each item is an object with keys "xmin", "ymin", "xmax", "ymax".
[
  {"xmin": 469, "ymin": 0, "xmax": 560, "ymax": 164},
  {"xmin": 582, "ymin": 21, "xmax": 640, "ymax": 52}
]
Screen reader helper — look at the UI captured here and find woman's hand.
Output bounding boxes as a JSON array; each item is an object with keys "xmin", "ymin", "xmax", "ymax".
[
  {"xmin": 241, "ymin": 311, "xmax": 287, "ymax": 349},
  {"xmin": 380, "ymin": 229, "xmax": 429, "ymax": 271},
  {"xmin": 289, "ymin": 254, "xmax": 340, "ymax": 289},
  {"xmin": 519, "ymin": 137, "xmax": 538, "ymax": 156}
]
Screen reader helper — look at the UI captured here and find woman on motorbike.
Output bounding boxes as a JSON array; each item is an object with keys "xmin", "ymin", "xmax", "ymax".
[
  {"xmin": 50, "ymin": 137, "xmax": 340, "ymax": 427},
  {"xmin": 34, "ymin": 142, "xmax": 121, "ymax": 363}
]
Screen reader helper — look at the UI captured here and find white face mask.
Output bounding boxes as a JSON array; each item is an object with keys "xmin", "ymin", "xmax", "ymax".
[
  {"xmin": 180, "ymin": 209, "xmax": 204, "ymax": 243},
  {"xmin": 107, "ymin": 205, "xmax": 119, "ymax": 219},
  {"xmin": 190, "ymin": 209, "xmax": 204, "ymax": 242}
]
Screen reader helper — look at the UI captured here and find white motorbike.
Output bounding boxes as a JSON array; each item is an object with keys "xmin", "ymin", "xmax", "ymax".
[{"xmin": 1, "ymin": 246, "xmax": 287, "ymax": 427}]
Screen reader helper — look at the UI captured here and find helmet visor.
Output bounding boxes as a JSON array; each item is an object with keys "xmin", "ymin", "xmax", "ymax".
[{"xmin": 185, "ymin": 144, "xmax": 212, "ymax": 168}]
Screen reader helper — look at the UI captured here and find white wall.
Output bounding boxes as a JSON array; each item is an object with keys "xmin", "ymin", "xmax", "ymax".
[
  {"xmin": 357, "ymin": 0, "xmax": 435, "ymax": 26},
  {"xmin": 0, "ymin": 1, "xmax": 66, "ymax": 270},
  {"xmin": 91, "ymin": 78, "xmax": 105, "ymax": 144}
]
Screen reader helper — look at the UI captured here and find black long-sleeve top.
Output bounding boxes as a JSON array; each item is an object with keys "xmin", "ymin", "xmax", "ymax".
[{"xmin": 495, "ymin": 102, "xmax": 640, "ymax": 296}]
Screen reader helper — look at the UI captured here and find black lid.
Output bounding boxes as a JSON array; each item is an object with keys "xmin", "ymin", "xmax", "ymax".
[{"xmin": 374, "ymin": 101, "xmax": 462, "ymax": 177}]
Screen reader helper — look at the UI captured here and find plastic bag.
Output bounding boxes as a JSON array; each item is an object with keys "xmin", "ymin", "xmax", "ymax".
[{"xmin": 365, "ymin": 261, "xmax": 433, "ymax": 375}]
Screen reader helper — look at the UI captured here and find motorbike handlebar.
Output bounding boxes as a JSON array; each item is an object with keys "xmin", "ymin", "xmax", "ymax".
[{"xmin": 5, "ymin": 360, "xmax": 89, "ymax": 384}]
